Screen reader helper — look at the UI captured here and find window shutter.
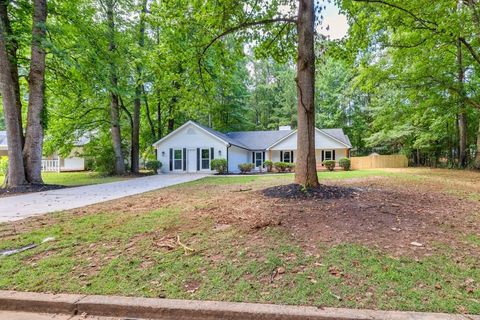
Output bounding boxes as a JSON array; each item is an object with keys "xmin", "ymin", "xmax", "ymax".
[
  {"xmin": 197, "ymin": 148, "xmax": 200, "ymax": 171},
  {"xmin": 169, "ymin": 148, "xmax": 173, "ymax": 171},
  {"xmin": 280, "ymin": 151, "xmax": 283, "ymax": 162},
  {"xmin": 211, "ymin": 147, "xmax": 214, "ymax": 160},
  {"xmin": 333, "ymin": 150, "xmax": 336, "ymax": 160},
  {"xmin": 321, "ymin": 150, "xmax": 324, "ymax": 165},
  {"xmin": 183, "ymin": 148, "xmax": 186, "ymax": 171},
  {"xmin": 291, "ymin": 151, "xmax": 294, "ymax": 162},
  {"xmin": 262, "ymin": 151, "xmax": 265, "ymax": 162},
  {"xmin": 252, "ymin": 152, "xmax": 255, "ymax": 163}
]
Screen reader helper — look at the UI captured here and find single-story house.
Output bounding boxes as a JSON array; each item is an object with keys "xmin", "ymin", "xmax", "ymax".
[
  {"xmin": 153, "ymin": 120, "xmax": 352, "ymax": 173},
  {"xmin": 0, "ymin": 130, "xmax": 88, "ymax": 172}
]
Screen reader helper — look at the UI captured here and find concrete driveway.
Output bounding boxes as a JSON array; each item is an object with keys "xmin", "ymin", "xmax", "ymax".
[{"xmin": 0, "ymin": 174, "xmax": 207, "ymax": 223}]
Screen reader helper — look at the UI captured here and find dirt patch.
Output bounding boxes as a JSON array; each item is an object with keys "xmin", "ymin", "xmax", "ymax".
[
  {"xmin": 0, "ymin": 184, "xmax": 66, "ymax": 198},
  {"xmin": 262, "ymin": 183, "xmax": 359, "ymax": 200}
]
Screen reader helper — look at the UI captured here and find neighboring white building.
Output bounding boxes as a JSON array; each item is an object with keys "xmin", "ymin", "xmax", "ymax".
[
  {"xmin": 0, "ymin": 131, "xmax": 89, "ymax": 172},
  {"xmin": 153, "ymin": 120, "xmax": 352, "ymax": 173}
]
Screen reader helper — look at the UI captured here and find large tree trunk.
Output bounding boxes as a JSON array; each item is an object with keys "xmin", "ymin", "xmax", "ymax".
[
  {"xmin": 23, "ymin": 0, "xmax": 47, "ymax": 184},
  {"xmin": 294, "ymin": 0, "xmax": 319, "ymax": 188},
  {"xmin": 106, "ymin": 0, "xmax": 125, "ymax": 175},
  {"xmin": 131, "ymin": 0, "xmax": 147, "ymax": 174},
  {"xmin": 0, "ymin": 0, "xmax": 23, "ymax": 148},
  {"xmin": 0, "ymin": 3, "xmax": 26, "ymax": 187},
  {"xmin": 457, "ymin": 39, "xmax": 468, "ymax": 168}
]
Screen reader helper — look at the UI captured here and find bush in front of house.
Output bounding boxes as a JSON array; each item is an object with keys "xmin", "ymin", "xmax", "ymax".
[
  {"xmin": 211, "ymin": 158, "xmax": 228, "ymax": 174},
  {"xmin": 339, "ymin": 157, "xmax": 351, "ymax": 171},
  {"xmin": 238, "ymin": 163, "xmax": 255, "ymax": 174},
  {"xmin": 323, "ymin": 160, "xmax": 336, "ymax": 171},
  {"xmin": 264, "ymin": 160, "xmax": 273, "ymax": 172},
  {"xmin": 0, "ymin": 157, "xmax": 8, "ymax": 176},
  {"xmin": 274, "ymin": 162, "xmax": 290, "ymax": 172},
  {"xmin": 287, "ymin": 162, "xmax": 295, "ymax": 172},
  {"xmin": 146, "ymin": 160, "xmax": 162, "ymax": 173}
]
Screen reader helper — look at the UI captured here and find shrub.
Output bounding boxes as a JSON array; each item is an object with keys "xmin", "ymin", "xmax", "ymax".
[
  {"xmin": 264, "ymin": 160, "xmax": 273, "ymax": 172},
  {"xmin": 323, "ymin": 160, "xmax": 336, "ymax": 171},
  {"xmin": 338, "ymin": 157, "xmax": 351, "ymax": 171},
  {"xmin": 287, "ymin": 162, "xmax": 295, "ymax": 172},
  {"xmin": 146, "ymin": 160, "xmax": 162, "ymax": 173},
  {"xmin": 238, "ymin": 163, "xmax": 255, "ymax": 173},
  {"xmin": 0, "ymin": 157, "xmax": 8, "ymax": 176},
  {"xmin": 274, "ymin": 162, "xmax": 290, "ymax": 172},
  {"xmin": 211, "ymin": 158, "xmax": 227, "ymax": 174}
]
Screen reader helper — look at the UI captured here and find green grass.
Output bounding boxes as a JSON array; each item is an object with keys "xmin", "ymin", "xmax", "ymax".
[
  {"xmin": 0, "ymin": 171, "xmax": 128, "ymax": 187},
  {"xmin": 0, "ymin": 168, "xmax": 478, "ymax": 313}
]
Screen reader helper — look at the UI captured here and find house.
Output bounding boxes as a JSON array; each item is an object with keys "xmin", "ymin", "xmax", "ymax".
[
  {"xmin": 153, "ymin": 120, "xmax": 352, "ymax": 173},
  {"xmin": 0, "ymin": 131, "xmax": 89, "ymax": 172},
  {"xmin": 0, "ymin": 131, "xmax": 7, "ymax": 158}
]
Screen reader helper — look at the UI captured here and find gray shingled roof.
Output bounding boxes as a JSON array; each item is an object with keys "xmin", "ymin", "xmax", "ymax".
[
  {"xmin": 193, "ymin": 121, "xmax": 352, "ymax": 150},
  {"xmin": 225, "ymin": 130, "xmax": 293, "ymax": 150}
]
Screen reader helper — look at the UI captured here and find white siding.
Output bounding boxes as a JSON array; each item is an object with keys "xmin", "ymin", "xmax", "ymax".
[
  {"xmin": 62, "ymin": 157, "xmax": 85, "ymax": 171},
  {"xmin": 228, "ymin": 146, "xmax": 250, "ymax": 172},
  {"xmin": 270, "ymin": 130, "xmax": 348, "ymax": 150},
  {"xmin": 155, "ymin": 123, "xmax": 228, "ymax": 172}
]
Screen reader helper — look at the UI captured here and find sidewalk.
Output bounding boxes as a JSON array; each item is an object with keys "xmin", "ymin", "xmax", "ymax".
[{"xmin": 0, "ymin": 290, "xmax": 478, "ymax": 320}]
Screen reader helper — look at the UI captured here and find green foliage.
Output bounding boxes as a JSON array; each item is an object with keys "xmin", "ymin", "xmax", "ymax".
[
  {"xmin": 211, "ymin": 158, "xmax": 227, "ymax": 174},
  {"xmin": 0, "ymin": 157, "xmax": 8, "ymax": 176},
  {"xmin": 274, "ymin": 162, "xmax": 292, "ymax": 172},
  {"xmin": 145, "ymin": 160, "xmax": 162, "ymax": 174},
  {"xmin": 263, "ymin": 160, "xmax": 273, "ymax": 172},
  {"xmin": 238, "ymin": 163, "xmax": 255, "ymax": 173},
  {"xmin": 338, "ymin": 157, "xmax": 351, "ymax": 171},
  {"xmin": 323, "ymin": 160, "xmax": 336, "ymax": 171},
  {"xmin": 83, "ymin": 136, "xmax": 118, "ymax": 175}
]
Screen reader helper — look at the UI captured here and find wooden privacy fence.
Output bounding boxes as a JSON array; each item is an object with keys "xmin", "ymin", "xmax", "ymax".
[{"xmin": 350, "ymin": 154, "xmax": 408, "ymax": 170}]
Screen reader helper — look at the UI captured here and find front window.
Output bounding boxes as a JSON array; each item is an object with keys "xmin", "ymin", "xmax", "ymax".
[
  {"xmin": 282, "ymin": 151, "xmax": 293, "ymax": 163},
  {"xmin": 201, "ymin": 148, "xmax": 210, "ymax": 169},
  {"xmin": 255, "ymin": 152, "xmax": 263, "ymax": 167},
  {"xmin": 174, "ymin": 149, "xmax": 183, "ymax": 170},
  {"xmin": 324, "ymin": 150, "xmax": 333, "ymax": 161}
]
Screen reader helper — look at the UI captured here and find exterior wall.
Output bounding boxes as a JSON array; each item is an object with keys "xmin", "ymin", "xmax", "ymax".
[
  {"xmin": 0, "ymin": 150, "xmax": 7, "ymax": 157},
  {"xmin": 270, "ymin": 130, "xmax": 348, "ymax": 151},
  {"xmin": 155, "ymin": 124, "xmax": 228, "ymax": 172},
  {"xmin": 228, "ymin": 146, "xmax": 250, "ymax": 172},
  {"xmin": 62, "ymin": 157, "xmax": 85, "ymax": 171}
]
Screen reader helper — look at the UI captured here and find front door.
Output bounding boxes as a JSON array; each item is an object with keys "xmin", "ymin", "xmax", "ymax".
[{"xmin": 187, "ymin": 149, "xmax": 197, "ymax": 173}]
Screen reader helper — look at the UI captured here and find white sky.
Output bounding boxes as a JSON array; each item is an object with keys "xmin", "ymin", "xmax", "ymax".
[{"xmin": 319, "ymin": 2, "xmax": 349, "ymax": 40}]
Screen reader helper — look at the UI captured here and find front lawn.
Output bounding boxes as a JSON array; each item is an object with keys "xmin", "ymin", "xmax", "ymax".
[
  {"xmin": 0, "ymin": 171, "xmax": 129, "ymax": 187},
  {"xmin": 0, "ymin": 168, "xmax": 478, "ymax": 314}
]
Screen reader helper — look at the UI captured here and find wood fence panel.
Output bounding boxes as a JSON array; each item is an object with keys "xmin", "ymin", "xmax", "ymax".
[{"xmin": 350, "ymin": 155, "xmax": 408, "ymax": 170}]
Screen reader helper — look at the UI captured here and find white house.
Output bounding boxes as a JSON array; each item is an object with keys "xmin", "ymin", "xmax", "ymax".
[
  {"xmin": 0, "ymin": 131, "xmax": 89, "ymax": 172},
  {"xmin": 153, "ymin": 120, "xmax": 352, "ymax": 173}
]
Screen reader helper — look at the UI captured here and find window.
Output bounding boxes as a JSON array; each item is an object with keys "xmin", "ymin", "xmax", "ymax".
[
  {"xmin": 282, "ymin": 151, "xmax": 294, "ymax": 163},
  {"xmin": 324, "ymin": 150, "xmax": 333, "ymax": 161},
  {"xmin": 174, "ymin": 149, "xmax": 183, "ymax": 170},
  {"xmin": 201, "ymin": 148, "xmax": 210, "ymax": 169},
  {"xmin": 255, "ymin": 152, "xmax": 263, "ymax": 167}
]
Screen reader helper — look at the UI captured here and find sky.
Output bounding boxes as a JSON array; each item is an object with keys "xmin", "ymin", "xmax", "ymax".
[{"xmin": 319, "ymin": 2, "xmax": 349, "ymax": 40}]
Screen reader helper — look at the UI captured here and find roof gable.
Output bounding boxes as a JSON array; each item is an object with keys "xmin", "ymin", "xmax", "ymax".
[{"xmin": 152, "ymin": 121, "xmax": 231, "ymax": 147}]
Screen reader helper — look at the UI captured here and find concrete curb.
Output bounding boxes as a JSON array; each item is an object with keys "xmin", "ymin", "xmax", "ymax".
[{"xmin": 0, "ymin": 290, "xmax": 478, "ymax": 320}]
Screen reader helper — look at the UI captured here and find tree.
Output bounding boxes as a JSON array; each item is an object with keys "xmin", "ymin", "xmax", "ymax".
[
  {"xmin": 0, "ymin": 0, "xmax": 26, "ymax": 186},
  {"xmin": 23, "ymin": 0, "xmax": 48, "ymax": 184},
  {"xmin": 294, "ymin": 0, "xmax": 318, "ymax": 187}
]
